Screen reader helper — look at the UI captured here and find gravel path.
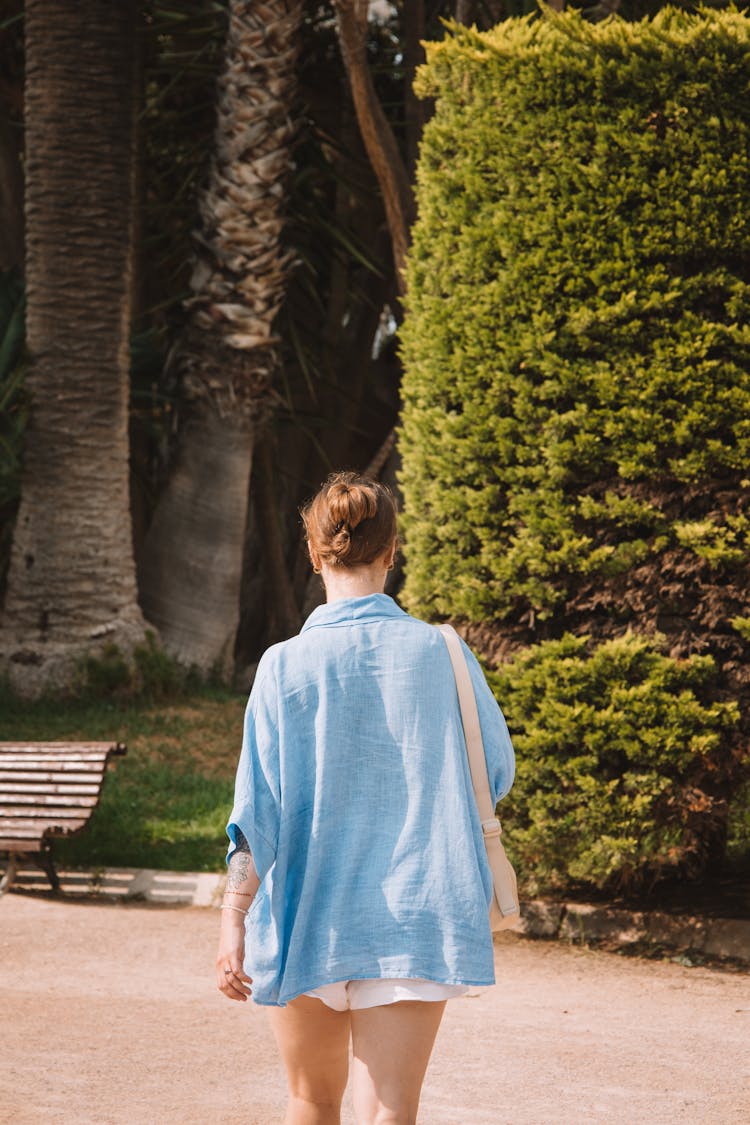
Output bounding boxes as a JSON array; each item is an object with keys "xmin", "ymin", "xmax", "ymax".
[{"xmin": 1, "ymin": 893, "xmax": 748, "ymax": 1124}]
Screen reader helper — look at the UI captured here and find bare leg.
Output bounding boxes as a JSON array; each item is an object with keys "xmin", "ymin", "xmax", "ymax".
[
  {"xmin": 350, "ymin": 1000, "xmax": 447, "ymax": 1125},
  {"xmin": 268, "ymin": 994, "xmax": 351, "ymax": 1125}
]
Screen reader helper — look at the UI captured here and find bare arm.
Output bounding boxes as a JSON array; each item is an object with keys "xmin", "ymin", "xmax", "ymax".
[{"xmin": 216, "ymin": 827, "xmax": 260, "ymax": 1002}]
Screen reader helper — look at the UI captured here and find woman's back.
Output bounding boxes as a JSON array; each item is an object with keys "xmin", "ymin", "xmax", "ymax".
[{"xmin": 227, "ymin": 591, "xmax": 515, "ymax": 1006}]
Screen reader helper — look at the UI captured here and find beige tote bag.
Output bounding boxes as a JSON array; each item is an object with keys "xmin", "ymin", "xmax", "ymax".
[{"xmin": 438, "ymin": 624, "xmax": 521, "ymax": 932}]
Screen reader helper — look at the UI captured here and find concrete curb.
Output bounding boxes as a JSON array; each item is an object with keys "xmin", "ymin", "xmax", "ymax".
[
  {"xmin": 7, "ymin": 864, "xmax": 228, "ymax": 907},
  {"xmin": 516, "ymin": 898, "xmax": 750, "ymax": 966},
  {"xmin": 8, "ymin": 865, "xmax": 749, "ymax": 966}
]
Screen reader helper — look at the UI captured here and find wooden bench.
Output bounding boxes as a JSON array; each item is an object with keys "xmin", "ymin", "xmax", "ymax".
[{"xmin": 0, "ymin": 741, "xmax": 126, "ymax": 896}]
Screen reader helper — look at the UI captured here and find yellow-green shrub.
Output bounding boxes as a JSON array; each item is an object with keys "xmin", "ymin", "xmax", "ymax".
[{"xmin": 491, "ymin": 633, "xmax": 737, "ymax": 892}]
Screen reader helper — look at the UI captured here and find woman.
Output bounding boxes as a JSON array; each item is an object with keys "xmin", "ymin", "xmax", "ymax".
[{"xmin": 215, "ymin": 471, "xmax": 515, "ymax": 1125}]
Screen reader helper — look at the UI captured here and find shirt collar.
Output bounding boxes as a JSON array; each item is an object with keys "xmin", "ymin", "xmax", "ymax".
[{"xmin": 300, "ymin": 593, "xmax": 407, "ymax": 633}]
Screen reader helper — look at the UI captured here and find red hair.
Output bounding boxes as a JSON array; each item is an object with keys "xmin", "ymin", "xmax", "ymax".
[{"xmin": 301, "ymin": 471, "xmax": 398, "ymax": 569}]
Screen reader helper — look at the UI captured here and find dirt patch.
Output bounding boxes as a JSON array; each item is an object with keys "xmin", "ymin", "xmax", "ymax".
[{"xmin": 1, "ymin": 893, "xmax": 748, "ymax": 1124}]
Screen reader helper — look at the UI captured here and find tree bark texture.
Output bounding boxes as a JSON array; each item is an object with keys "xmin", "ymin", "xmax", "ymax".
[
  {"xmin": 139, "ymin": 402, "xmax": 254, "ymax": 677},
  {"xmin": 333, "ymin": 0, "xmax": 414, "ymax": 294},
  {"xmin": 138, "ymin": 0, "xmax": 303, "ymax": 675},
  {"xmin": 0, "ymin": 0, "xmax": 147, "ymax": 696}
]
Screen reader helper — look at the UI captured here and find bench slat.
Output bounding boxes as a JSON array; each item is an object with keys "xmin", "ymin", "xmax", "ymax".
[
  {"xmin": 0, "ymin": 771, "xmax": 111, "ymax": 785},
  {"xmin": 1, "ymin": 795, "xmax": 99, "ymax": 809},
  {"xmin": 0, "ymin": 742, "xmax": 124, "ymax": 752},
  {"xmin": 0, "ymin": 781, "xmax": 101, "ymax": 795},
  {"xmin": 0, "ymin": 742, "xmax": 111, "ymax": 749},
  {"xmin": 2, "ymin": 757, "xmax": 110, "ymax": 767},
  {"xmin": 0, "ymin": 805, "xmax": 95, "ymax": 819},
  {"xmin": 0, "ymin": 817, "xmax": 89, "ymax": 834},
  {"xmin": 0, "ymin": 766, "xmax": 106, "ymax": 774},
  {"xmin": 0, "ymin": 755, "xmax": 110, "ymax": 767}
]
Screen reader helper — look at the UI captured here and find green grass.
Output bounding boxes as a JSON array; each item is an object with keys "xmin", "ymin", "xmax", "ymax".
[{"xmin": 0, "ymin": 683, "xmax": 247, "ymax": 872}]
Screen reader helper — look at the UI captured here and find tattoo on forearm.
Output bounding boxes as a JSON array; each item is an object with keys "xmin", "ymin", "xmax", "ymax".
[{"xmin": 227, "ymin": 828, "xmax": 253, "ymax": 891}]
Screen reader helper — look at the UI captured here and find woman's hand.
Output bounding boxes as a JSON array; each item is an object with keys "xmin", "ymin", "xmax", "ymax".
[
  {"xmin": 216, "ymin": 911, "xmax": 253, "ymax": 1002},
  {"xmin": 217, "ymin": 831, "xmax": 260, "ymax": 1001}
]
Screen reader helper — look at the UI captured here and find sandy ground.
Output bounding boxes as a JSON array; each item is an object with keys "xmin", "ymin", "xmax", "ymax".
[{"xmin": 1, "ymin": 893, "xmax": 749, "ymax": 1125}]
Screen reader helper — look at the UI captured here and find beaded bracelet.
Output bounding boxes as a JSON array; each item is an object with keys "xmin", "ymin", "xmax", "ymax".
[{"xmin": 220, "ymin": 904, "xmax": 248, "ymax": 915}]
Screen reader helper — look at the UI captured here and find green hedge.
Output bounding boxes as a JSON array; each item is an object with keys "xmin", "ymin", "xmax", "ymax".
[
  {"xmin": 399, "ymin": 7, "xmax": 750, "ymax": 890},
  {"xmin": 491, "ymin": 633, "xmax": 738, "ymax": 893}
]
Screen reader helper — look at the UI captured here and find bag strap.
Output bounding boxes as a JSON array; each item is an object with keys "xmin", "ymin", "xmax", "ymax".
[
  {"xmin": 437, "ymin": 624, "xmax": 498, "ymax": 834},
  {"xmin": 438, "ymin": 624, "xmax": 519, "ymax": 920}
]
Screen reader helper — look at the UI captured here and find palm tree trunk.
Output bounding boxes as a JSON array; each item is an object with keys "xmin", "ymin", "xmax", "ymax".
[
  {"xmin": 138, "ymin": 0, "xmax": 303, "ymax": 676},
  {"xmin": 0, "ymin": 0, "xmax": 147, "ymax": 697},
  {"xmin": 138, "ymin": 337, "xmax": 261, "ymax": 678}
]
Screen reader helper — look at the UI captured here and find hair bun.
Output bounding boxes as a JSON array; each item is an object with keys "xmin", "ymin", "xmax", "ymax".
[
  {"xmin": 328, "ymin": 481, "xmax": 377, "ymax": 533},
  {"xmin": 301, "ymin": 471, "xmax": 398, "ymax": 571}
]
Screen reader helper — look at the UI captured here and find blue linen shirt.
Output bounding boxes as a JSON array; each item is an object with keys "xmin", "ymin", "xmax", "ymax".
[{"xmin": 225, "ymin": 593, "xmax": 515, "ymax": 1007}]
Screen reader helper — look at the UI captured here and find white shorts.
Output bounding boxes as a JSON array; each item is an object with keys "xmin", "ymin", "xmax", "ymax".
[{"xmin": 302, "ymin": 977, "xmax": 470, "ymax": 1011}]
